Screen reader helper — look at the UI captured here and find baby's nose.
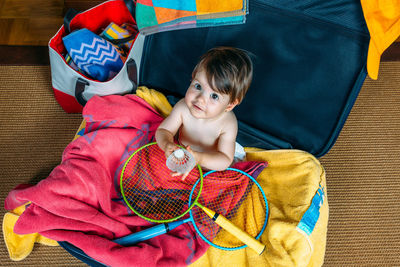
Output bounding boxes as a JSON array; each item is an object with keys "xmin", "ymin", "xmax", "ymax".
[{"xmin": 196, "ymin": 91, "xmax": 207, "ymax": 103}]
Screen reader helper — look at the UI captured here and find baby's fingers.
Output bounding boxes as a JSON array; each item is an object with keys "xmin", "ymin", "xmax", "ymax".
[
  {"xmin": 170, "ymin": 171, "xmax": 189, "ymax": 180},
  {"xmin": 165, "ymin": 144, "xmax": 180, "ymax": 158},
  {"xmin": 180, "ymin": 171, "xmax": 190, "ymax": 181}
]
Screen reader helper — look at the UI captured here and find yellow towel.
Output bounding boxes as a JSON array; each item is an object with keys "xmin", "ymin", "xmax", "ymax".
[
  {"xmin": 3, "ymin": 87, "xmax": 328, "ymax": 266},
  {"xmin": 136, "ymin": 86, "xmax": 173, "ymax": 118},
  {"xmin": 3, "ymin": 203, "xmax": 58, "ymax": 261},
  {"xmin": 190, "ymin": 148, "xmax": 328, "ymax": 267}
]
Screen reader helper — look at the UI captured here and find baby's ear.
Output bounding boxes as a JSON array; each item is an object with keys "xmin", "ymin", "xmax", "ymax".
[{"xmin": 225, "ymin": 99, "xmax": 239, "ymax": 112}]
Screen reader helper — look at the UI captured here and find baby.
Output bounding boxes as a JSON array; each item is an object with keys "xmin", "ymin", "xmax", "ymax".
[{"xmin": 156, "ymin": 47, "xmax": 253, "ymax": 178}]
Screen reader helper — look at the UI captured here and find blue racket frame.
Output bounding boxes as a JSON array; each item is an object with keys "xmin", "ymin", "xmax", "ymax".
[{"xmin": 189, "ymin": 167, "xmax": 268, "ymax": 251}]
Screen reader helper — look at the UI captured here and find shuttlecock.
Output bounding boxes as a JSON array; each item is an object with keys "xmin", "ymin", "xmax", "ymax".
[{"xmin": 166, "ymin": 148, "xmax": 196, "ymax": 173}]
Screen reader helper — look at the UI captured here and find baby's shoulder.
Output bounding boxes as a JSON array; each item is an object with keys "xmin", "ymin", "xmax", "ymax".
[
  {"xmin": 220, "ymin": 111, "xmax": 238, "ymax": 131},
  {"xmin": 170, "ymin": 99, "xmax": 188, "ymax": 114},
  {"xmin": 224, "ymin": 110, "xmax": 237, "ymax": 123},
  {"xmin": 173, "ymin": 99, "xmax": 188, "ymax": 111}
]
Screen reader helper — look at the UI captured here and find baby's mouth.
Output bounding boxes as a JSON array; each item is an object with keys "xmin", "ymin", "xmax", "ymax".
[{"xmin": 193, "ymin": 103, "xmax": 203, "ymax": 111}]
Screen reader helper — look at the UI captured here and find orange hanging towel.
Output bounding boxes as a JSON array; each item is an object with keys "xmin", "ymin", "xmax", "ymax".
[{"xmin": 361, "ymin": 0, "xmax": 400, "ymax": 80}]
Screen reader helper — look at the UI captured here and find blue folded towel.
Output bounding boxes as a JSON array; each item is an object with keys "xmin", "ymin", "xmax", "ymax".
[{"xmin": 63, "ymin": 28, "xmax": 123, "ymax": 81}]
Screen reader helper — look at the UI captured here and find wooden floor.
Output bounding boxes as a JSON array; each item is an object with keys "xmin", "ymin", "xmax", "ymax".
[
  {"xmin": 0, "ymin": 0, "xmax": 102, "ymax": 46},
  {"xmin": 0, "ymin": 0, "xmax": 399, "ymax": 47},
  {"xmin": 0, "ymin": 0, "xmax": 399, "ymax": 64}
]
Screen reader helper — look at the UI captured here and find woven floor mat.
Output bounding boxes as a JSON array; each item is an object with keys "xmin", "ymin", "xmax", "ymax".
[
  {"xmin": 0, "ymin": 66, "xmax": 84, "ymax": 266},
  {"xmin": 0, "ymin": 64, "xmax": 399, "ymax": 266},
  {"xmin": 319, "ymin": 62, "xmax": 400, "ymax": 266}
]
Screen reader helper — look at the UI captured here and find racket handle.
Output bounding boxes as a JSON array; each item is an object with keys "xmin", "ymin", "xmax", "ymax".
[
  {"xmin": 114, "ymin": 218, "xmax": 189, "ymax": 246},
  {"xmin": 201, "ymin": 206, "xmax": 266, "ymax": 255}
]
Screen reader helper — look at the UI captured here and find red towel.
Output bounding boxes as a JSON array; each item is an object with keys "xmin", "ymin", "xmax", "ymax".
[{"xmin": 4, "ymin": 94, "xmax": 266, "ymax": 266}]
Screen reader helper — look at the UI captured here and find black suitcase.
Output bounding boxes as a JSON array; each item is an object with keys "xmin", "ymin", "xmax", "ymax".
[{"xmin": 139, "ymin": 0, "xmax": 369, "ymax": 158}]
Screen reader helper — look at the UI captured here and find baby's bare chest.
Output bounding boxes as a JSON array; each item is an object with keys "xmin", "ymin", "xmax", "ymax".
[
  {"xmin": 179, "ymin": 120, "xmax": 223, "ymax": 149},
  {"xmin": 184, "ymin": 122, "xmax": 221, "ymax": 138}
]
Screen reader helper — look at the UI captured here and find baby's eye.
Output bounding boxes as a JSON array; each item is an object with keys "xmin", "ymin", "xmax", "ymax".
[
  {"xmin": 210, "ymin": 93, "xmax": 219, "ymax": 100},
  {"xmin": 194, "ymin": 83, "xmax": 202, "ymax": 90}
]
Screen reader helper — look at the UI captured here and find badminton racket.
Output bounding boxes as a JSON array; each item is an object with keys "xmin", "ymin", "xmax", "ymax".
[
  {"xmin": 189, "ymin": 167, "xmax": 268, "ymax": 251},
  {"xmin": 117, "ymin": 167, "xmax": 268, "ymax": 252},
  {"xmin": 120, "ymin": 142, "xmax": 267, "ymax": 254}
]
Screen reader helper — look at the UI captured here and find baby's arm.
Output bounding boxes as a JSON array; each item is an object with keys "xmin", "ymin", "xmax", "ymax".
[
  {"xmin": 155, "ymin": 100, "xmax": 184, "ymax": 157},
  {"xmin": 193, "ymin": 117, "xmax": 238, "ymax": 171}
]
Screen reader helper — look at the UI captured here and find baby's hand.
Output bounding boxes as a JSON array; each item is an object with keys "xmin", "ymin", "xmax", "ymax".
[
  {"xmin": 171, "ymin": 171, "xmax": 191, "ymax": 181},
  {"xmin": 173, "ymin": 146, "xmax": 198, "ymax": 181},
  {"xmin": 164, "ymin": 142, "xmax": 180, "ymax": 159},
  {"xmin": 164, "ymin": 143, "xmax": 189, "ymax": 179},
  {"xmin": 185, "ymin": 146, "xmax": 197, "ymax": 163}
]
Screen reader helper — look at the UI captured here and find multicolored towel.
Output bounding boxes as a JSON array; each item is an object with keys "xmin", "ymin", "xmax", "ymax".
[
  {"xmin": 63, "ymin": 28, "xmax": 124, "ymax": 81},
  {"xmin": 136, "ymin": 0, "xmax": 249, "ymax": 35},
  {"xmin": 4, "ymin": 94, "xmax": 265, "ymax": 266},
  {"xmin": 100, "ymin": 22, "xmax": 138, "ymax": 58}
]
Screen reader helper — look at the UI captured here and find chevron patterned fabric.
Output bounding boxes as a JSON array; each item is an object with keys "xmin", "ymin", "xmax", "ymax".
[
  {"xmin": 63, "ymin": 28, "xmax": 124, "ymax": 82},
  {"xmin": 136, "ymin": 0, "xmax": 249, "ymax": 35}
]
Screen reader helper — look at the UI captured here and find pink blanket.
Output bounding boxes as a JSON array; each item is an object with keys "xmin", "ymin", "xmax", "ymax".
[{"xmin": 4, "ymin": 94, "xmax": 266, "ymax": 266}]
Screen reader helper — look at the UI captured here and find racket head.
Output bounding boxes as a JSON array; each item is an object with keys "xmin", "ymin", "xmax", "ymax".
[
  {"xmin": 189, "ymin": 167, "xmax": 268, "ymax": 250},
  {"xmin": 120, "ymin": 142, "xmax": 203, "ymax": 223}
]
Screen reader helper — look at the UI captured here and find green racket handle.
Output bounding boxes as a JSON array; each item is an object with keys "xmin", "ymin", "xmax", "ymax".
[{"xmin": 199, "ymin": 204, "xmax": 266, "ymax": 255}]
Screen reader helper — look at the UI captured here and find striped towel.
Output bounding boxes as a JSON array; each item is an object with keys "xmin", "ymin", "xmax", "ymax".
[{"xmin": 136, "ymin": 0, "xmax": 249, "ymax": 35}]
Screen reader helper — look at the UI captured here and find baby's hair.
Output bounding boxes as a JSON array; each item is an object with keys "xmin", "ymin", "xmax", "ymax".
[{"xmin": 192, "ymin": 47, "xmax": 253, "ymax": 104}]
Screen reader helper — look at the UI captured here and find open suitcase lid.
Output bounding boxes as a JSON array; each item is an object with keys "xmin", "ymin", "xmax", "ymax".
[{"xmin": 138, "ymin": 0, "xmax": 369, "ymax": 157}]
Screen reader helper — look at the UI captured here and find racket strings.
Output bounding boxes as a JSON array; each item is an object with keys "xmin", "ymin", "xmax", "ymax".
[
  {"xmin": 121, "ymin": 144, "xmax": 202, "ymax": 221},
  {"xmin": 191, "ymin": 169, "xmax": 267, "ymax": 248}
]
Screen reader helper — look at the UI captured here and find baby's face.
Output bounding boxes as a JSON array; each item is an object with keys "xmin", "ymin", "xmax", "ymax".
[{"xmin": 185, "ymin": 69, "xmax": 235, "ymax": 120}]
